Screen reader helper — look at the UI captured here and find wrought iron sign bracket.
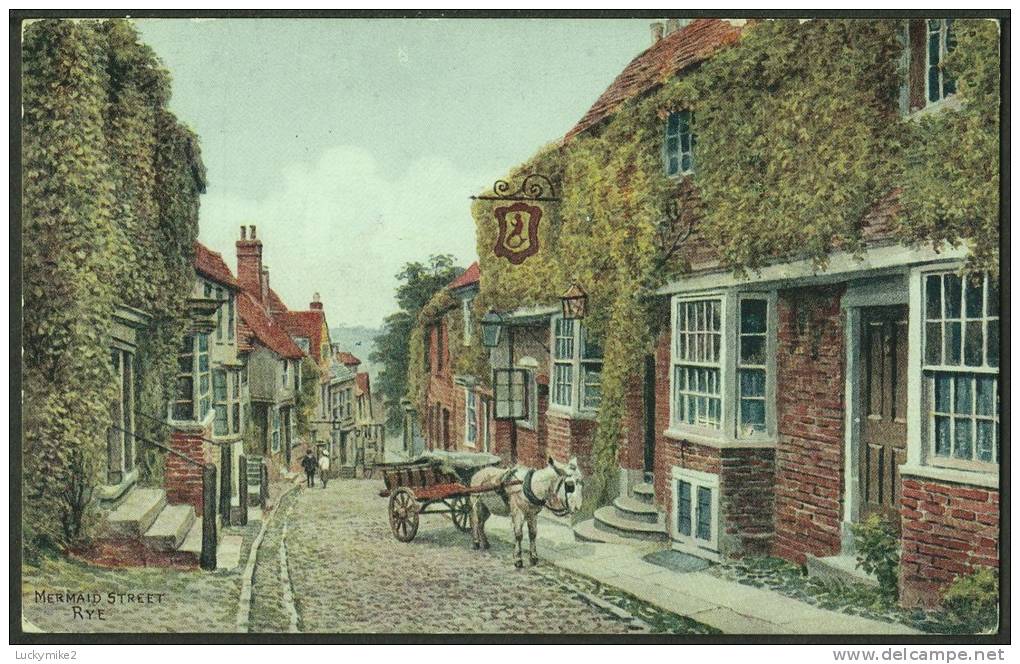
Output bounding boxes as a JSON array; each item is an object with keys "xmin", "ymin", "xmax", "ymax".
[{"xmin": 470, "ymin": 173, "xmax": 561, "ymax": 202}]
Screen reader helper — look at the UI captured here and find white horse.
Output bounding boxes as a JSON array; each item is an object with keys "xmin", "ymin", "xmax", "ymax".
[{"xmin": 469, "ymin": 457, "xmax": 584, "ymax": 568}]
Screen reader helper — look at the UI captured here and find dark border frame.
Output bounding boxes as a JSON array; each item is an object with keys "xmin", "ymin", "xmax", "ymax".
[{"xmin": 9, "ymin": 7, "xmax": 1011, "ymax": 647}]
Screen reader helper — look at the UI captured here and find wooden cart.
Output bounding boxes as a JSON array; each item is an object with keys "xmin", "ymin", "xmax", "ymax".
[{"xmin": 376, "ymin": 453, "xmax": 505, "ymax": 542}]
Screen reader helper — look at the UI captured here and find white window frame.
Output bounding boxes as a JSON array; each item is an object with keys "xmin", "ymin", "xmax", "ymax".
[
  {"xmin": 667, "ymin": 289, "xmax": 777, "ymax": 445},
  {"xmin": 464, "ymin": 389, "xmax": 478, "ymax": 447},
  {"xmin": 281, "ymin": 360, "xmax": 289, "ymax": 389},
  {"xmin": 272, "ymin": 408, "xmax": 281, "ymax": 453},
  {"xmin": 914, "ymin": 266, "xmax": 999, "ymax": 473},
  {"xmin": 481, "ymin": 398, "xmax": 491, "ymax": 453},
  {"xmin": 462, "ymin": 297, "xmax": 473, "ymax": 346},
  {"xmin": 925, "ymin": 19, "xmax": 956, "ymax": 107},
  {"xmin": 549, "ymin": 316, "xmax": 603, "ymax": 417},
  {"xmin": 670, "ymin": 466, "xmax": 720, "ymax": 556}
]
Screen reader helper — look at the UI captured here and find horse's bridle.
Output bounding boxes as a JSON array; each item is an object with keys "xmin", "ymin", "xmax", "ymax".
[{"xmin": 522, "ymin": 468, "xmax": 575, "ymax": 517}]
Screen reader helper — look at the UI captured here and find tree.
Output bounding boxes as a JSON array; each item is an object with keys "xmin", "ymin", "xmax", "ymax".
[{"xmin": 371, "ymin": 255, "xmax": 463, "ymax": 431}]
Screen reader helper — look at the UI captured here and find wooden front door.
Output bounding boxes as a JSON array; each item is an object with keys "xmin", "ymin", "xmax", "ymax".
[{"xmin": 859, "ymin": 305, "xmax": 908, "ymax": 530}]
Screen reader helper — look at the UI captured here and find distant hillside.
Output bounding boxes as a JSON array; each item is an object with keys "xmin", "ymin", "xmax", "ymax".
[{"xmin": 329, "ymin": 325, "xmax": 382, "ymax": 379}]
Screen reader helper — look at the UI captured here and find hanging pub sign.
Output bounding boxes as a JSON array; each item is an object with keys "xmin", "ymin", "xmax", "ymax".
[{"xmin": 471, "ymin": 174, "xmax": 560, "ymax": 266}]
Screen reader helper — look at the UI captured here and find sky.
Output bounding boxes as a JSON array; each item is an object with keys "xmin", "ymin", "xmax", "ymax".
[{"xmin": 135, "ymin": 18, "xmax": 652, "ymax": 329}]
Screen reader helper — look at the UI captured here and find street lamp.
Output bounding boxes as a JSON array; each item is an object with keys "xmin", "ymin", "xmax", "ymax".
[
  {"xmin": 480, "ymin": 310, "xmax": 503, "ymax": 348},
  {"xmin": 561, "ymin": 283, "xmax": 588, "ymax": 320}
]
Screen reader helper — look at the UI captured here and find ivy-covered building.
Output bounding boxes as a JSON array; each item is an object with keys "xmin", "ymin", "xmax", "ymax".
[
  {"xmin": 456, "ymin": 18, "xmax": 1000, "ymax": 608},
  {"xmin": 416, "ymin": 263, "xmax": 499, "ymax": 457}
]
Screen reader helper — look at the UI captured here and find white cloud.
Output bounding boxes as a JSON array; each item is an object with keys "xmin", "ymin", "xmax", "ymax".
[{"xmin": 197, "ymin": 145, "xmax": 483, "ymax": 329}]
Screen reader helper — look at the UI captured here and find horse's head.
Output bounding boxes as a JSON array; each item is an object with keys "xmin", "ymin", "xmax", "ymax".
[{"xmin": 546, "ymin": 456, "xmax": 584, "ymax": 514}]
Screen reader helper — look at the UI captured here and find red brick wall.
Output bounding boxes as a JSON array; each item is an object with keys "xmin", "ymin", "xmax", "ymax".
[
  {"xmin": 165, "ymin": 424, "xmax": 214, "ymax": 515},
  {"xmin": 900, "ymin": 477, "xmax": 1000, "ymax": 608},
  {"xmin": 773, "ymin": 285, "xmax": 846, "ymax": 564},
  {"xmin": 546, "ymin": 412, "xmax": 597, "ymax": 475},
  {"xmin": 619, "ymin": 371, "xmax": 645, "ymax": 471},
  {"xmin": 516, "ymin": 386, "xmax": 549, "ymax": 469}
]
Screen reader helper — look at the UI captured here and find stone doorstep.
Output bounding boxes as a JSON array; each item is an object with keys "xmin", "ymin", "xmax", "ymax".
[
  {"xmin": 178, "ymin": 517, "xmax": 203, "ymax": 555},
  {"xmin": 805, "ymin": 553, "xmax": 879, "ymax": 588},
  {"xmin": 632, "ymin": 482, "xmax": 655, "ymax": 504},
  {"xmin": 613, "ymin": 495, "xmax": 661, "ymax": 524},
  {"xmin": 107, "ymin": 488, "xmax": 167, "ymax": 538},
  {"xmin": 593, "ymin": 505, "xmax": 668, "ymax": 541},
  {"xmin": 142, "ymin": 504, "xmax": 195, "ymax": 552}
]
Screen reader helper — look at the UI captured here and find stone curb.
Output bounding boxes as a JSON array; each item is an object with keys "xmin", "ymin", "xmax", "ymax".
[{"xmin": 235, "ymin": 479, "xmax": 302, "ymax": 632}]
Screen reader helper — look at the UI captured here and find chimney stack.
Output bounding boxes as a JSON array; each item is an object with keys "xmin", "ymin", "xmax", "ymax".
[
  {"xmin": 664, "ymin": 18, "xmax": 692, "ymax": 36},
  {"xmin": 650, "ymin": 21, "xmax": 664, "ymax": 45},
  {"xmin": 236, "ymin": 224, "xmax": 264, "ymax": 300},
  {"xmin": 310, "ymin": 292, "xmax": 323, "ymax": 311}
]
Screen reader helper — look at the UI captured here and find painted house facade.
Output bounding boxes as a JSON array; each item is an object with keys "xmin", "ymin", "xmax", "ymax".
[
  {"xmin": 420, "ymin": 263, "xmax": 495, "ymax": 456},
  {"xmin": 234, "ymin": 226, "xmax": 305, "ymax": 474},
  {"xmin": 468, "ymin": 18, "xmax": 999, "ymax": 608}
]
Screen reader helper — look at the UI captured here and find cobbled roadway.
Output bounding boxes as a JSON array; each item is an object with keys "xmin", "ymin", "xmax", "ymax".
[{"xmin": 248, "ymin": 478, "xmax": 647, "ymax": 634}]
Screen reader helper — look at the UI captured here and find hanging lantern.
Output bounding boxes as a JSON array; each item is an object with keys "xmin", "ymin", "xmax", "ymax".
[
  {"xmin": 560, "ymin": 283, "xmax": 588, "ymax": 320},
  {"xmin": 480, "ymin": 310, "xmax": 503, "ymax": 348}
]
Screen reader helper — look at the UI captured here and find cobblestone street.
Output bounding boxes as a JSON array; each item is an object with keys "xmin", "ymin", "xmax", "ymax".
[{"xmin": 248, "ymin": 478, "xmax": 693, "ymax": 634}]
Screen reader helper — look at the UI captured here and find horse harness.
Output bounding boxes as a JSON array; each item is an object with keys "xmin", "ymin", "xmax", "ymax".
[{"xmin": 520, "ymin": 468, "xmax": 571, "ymax": 517}]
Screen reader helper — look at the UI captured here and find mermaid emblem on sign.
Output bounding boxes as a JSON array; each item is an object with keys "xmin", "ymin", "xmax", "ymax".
[{"xmin": 493, "ymin": 202, "xmax": 542, "ymax": 265}]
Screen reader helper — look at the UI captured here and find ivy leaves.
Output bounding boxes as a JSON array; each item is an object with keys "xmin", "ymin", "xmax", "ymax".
[
  {"xmin": 898, "ymin": 19, "xmax": 1000, "ymax": 275},
  {"xmin": 23, "ymin": 20, "xmax": 204, "ymax": 548}
]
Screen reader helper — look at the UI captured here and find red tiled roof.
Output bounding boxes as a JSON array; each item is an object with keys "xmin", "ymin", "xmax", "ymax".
[
  {"xmin": 356, "ymin": 372, "xmax": 370, "ymax": 395},
  {"xmin": 564, "ymin": 19, "xmax": 742, "ymax": 142},
  {"xmin": 194, "ymin": 242, "xmax": 239, "ymax": 289},
  {"xmin": 337, "ymin": 351, "xmax": 361, "ymax": 367},
  {"xmin": 447, "ymin": 262, "xmax": 480, "ymax": 290},
  {"xmin": 267, "ymin": 288, "xmax": 289, "ymax": 314},
  {"xmin": 237, "ymin": 291, "xmax": 304, "ymax": 359},
  {"xmin": 280, "ymin": 310, "xmax": 328, "ymax": 361}
]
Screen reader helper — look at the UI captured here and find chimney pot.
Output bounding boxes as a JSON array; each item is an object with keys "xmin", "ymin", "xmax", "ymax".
[
  {"xmin": 250, "ymin": 225, "xmax": 257, "ymax": 239},
  {"xmin": 240, "ymin": 226, "xmax": 247, "ymax": 240},
  {"xmin": 310, "ymin": 292, "xmax": 323, "ymax": 310},
  {"xmin": 650, "ymin": 21, "xmax": 664, "ymax": 44}
]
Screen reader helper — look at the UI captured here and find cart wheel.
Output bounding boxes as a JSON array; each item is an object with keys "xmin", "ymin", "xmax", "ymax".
[
  {"xmin": 451, "ymin": 496, "xmax": 472, "ymax": 533},
  {"xmin": 389, "ymin": 487, "xmax": 419, "ymax": 542}
]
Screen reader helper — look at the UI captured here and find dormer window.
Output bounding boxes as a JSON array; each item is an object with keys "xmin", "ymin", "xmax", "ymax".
[
  {"xmin": 926, "ymin": 19, "xmax": 957, "ymax": 105},
  {"xmin": 665, "ymin": 110, "xmax": 695, "ymax": 176}
]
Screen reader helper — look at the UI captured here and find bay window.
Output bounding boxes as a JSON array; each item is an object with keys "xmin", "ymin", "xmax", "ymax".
[
  {"xmin": 673, "ymin": 298, "xmax": 723, "ymax": 429},
  {"xmin": 669, "ymin": 292, "xmax": 776, "ymax": 441},
  {"xmin": 174, "ymin": 333, "xmax": 211, "ymax": 421},
  {"xmin": 232, "ymin": 369, "xmax": 242, "ymax": 435},
  {"xmin": 550, "ymin": 317, "xmax": 603, "ymax": 414},
  {"xmin": 213, "ymin": 369, "xmax": 228, "ymax": 435},
  {"xmin": 922, "ymin": 271, "xmax": 998, "ymax": 469}
]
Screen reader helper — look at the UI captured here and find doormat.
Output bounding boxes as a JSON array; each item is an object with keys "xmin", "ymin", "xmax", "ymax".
[{"xmin": 642, "ymin": 550, "xmax": 712, "ymax": 574}]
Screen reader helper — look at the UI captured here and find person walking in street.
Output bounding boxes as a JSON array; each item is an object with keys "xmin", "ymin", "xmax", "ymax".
[
  {"xmin": 319, "ymin": 449, "xmax": 331, "ymax": 489},
  {"xmin": 301, "ymin": 448, "xmax": 317, "ymax": 488}
]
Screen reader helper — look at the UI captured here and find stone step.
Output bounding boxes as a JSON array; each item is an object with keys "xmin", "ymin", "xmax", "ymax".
[
  {"xmin": 805, "ymin": 553, "xmax": 878, "ymax": 588},
  {"xmin": 107, "ymin": 488, "xmax": 167, "ymax": 538},
  {"xmin": 143, "ymin": 504, "xmax": 196, "ymax": 552},
  {"xmin": 632, "ymin": 482, "xmax": 655, "ymax": 505},
  {"xmin": 573, "ymin": 519, "xmax": 636, "ymax": 545},
  {"xmin": 614, "ymin": 495, "xmax": 661, "ymax": 524},
  {"xmin": 178, "ymin": 517, "xmax": 204, "ymax": 555},
  {"xmin": 593, "ymin": 505, "xmax": 668, "ymax": 541}
]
